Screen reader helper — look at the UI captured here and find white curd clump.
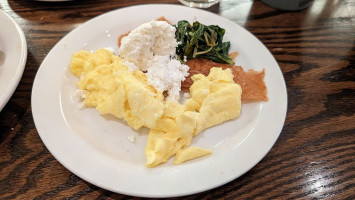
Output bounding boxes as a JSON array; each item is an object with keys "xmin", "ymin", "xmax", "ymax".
[
  {"xmin": 119, "ymin": 20, "xmax": 189, "ymax": 101},
  {"xmin": 146, "ymin": 55, "xmax": 189, "ymax": 101},
  {"xmin": 119, "ymin": 20, "xmax": 178, "ymax": 71}
]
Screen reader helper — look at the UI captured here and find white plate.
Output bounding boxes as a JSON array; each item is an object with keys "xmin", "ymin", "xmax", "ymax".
[
  {"xmin": 0, "ymin": 10, "xmax": 27, "ymax": 111},
  {"xmin": 32, "ymin": 4, "xmax": 287, "ymax": 198}
]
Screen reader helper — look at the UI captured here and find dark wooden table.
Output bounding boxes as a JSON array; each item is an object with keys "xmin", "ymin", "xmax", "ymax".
[{"xmin": 1, "ymin": 0, "xmax": 354, "ymax": 199}]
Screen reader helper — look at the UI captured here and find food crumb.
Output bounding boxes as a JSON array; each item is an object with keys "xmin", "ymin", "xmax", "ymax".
[
  {"xmin": 75, "ymin": 89, "xmax": 87, "ymax": 99},
  {"xmin": 128, "ymin": 136, "xmax": 136, "ymax": 143}
]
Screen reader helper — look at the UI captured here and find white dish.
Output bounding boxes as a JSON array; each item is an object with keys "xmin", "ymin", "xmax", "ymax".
[
  {"xmin": 31, "ymin": 4, "xmax": 287, "ymax": 198},
  {"xmin": 0, "ymin": 10, "xmax": 27, "ymax": 111}
]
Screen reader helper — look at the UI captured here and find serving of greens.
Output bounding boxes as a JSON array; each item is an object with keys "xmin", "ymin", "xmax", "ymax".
[{"xmin": 175, "ymin": 20, "xmax": 235, "ymax": 65}]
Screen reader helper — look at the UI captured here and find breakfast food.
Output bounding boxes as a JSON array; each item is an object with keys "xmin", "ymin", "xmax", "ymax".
[
  {"xmin": 69, "ymin": 18, "xmax": 267, "ymax": 167},
  {"xmin": 119, "ymin": 20, "xmax": 189, "ymax": 101},
  {"xmin": 70, "ymin": 49, "xmax": 241, "ymax": 167},
  {"xmin": 175, "ymin": 20, "xmax": 235, "ymax": 65},
  {"xmin": 183, "ymin": 58, "xmax": 268, "ymax": 102}
]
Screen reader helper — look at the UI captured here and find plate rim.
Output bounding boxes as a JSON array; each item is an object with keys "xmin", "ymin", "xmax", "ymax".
[
  {"xmin": 0, "ymin": 10, "xmax": 27, "ymax": 111},
  {"xmin": 31, "ymin": 4, "xmax": 288, "ymax": 198}
]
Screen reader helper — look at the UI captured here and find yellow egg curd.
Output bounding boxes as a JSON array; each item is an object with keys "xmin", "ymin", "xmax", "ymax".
[{"xmin": 70, "ymin": 49, "xmax": 242, "ymax": 167}]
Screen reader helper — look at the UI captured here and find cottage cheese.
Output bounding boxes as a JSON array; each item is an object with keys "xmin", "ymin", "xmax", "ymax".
[
  {"xmin": 119, "ymin": 20, "xmax": 178, "ymax": 71},
  {"xmin": 119, "ymin": 20, "xmax": 189, "ymax": 101},
  {"xmin": 147, "ymin": 55, "xmax": 189, "ymax": 101}
]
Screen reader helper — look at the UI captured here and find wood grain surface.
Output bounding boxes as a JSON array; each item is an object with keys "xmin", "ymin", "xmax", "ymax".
[{"xmin": 0, "ymin": 0, "xmax": 354, "ymax": 199}]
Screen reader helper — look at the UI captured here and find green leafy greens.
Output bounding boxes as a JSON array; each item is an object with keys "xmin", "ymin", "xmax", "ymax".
[{"xmin": 175, "ymin": 20, "xmax": 235, "ymax": 65}]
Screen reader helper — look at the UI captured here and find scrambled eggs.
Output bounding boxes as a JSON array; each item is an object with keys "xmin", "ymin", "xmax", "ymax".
[{"xmin": 70, "ymin": 48, "xmax": 242, "ymax": 167}]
